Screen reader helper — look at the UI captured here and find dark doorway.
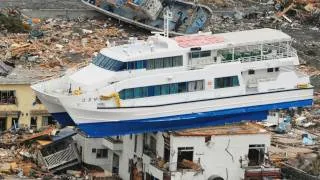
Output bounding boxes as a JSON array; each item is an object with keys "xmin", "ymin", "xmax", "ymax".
[
  {"xmin": 0, "ymin": 117, "xmax": 6, "ymax": 131},
  {"xmin": 112, "ymin": 153, "xmax": 120, "ymax": 175},
  {"xmin": 164, "ymin": 148, "xmax": 170, "ymax": 162},
  {"xmin": 30, "ymin": 116, "xmax": 37, "ymax": 129},
  {"xmin": 12, "ymin": 117, "xmax": 18, "ymax": 129}
]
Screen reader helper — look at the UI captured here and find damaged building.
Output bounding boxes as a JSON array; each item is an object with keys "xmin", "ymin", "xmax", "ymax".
[
  {"xmin": 73, "ymin": 123, "xmax": 277, "ymax": 180},
  {"xmin": 0, "ymin": 67, "xmax": 56, "ymax": 131}
]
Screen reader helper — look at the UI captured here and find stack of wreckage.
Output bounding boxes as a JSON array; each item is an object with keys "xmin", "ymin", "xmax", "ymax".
[
  {"xmin": 0, "ymin": 8, "xmax": 143, "ymax": 78},
  {"xmin": 259, "ymin": 104, "xmax": 320, "ymax": 178},
  {"xmin": 0, "ymin": 126, "xmax": 82, "ymax": 178}
]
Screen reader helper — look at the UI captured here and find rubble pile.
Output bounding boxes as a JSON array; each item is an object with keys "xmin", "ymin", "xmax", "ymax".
[
  {"xmin": 0, "ymin": 127, "xmax": 53, "ymax": 178},
  {"xmin": 0, "ymin": 10, "xmax": 147, "ymax": 77},
  {"xmin": 205, "ymin": 0, "xmax": 320, "ymax": 32},
  {"xmin": 261, "ymin": 107, "xmax": 320, "ymax": 176}
]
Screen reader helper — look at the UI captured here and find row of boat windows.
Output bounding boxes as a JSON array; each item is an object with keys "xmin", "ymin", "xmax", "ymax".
[
  {"xmin": 119, "ymin": 80, "xmax": 204, "ymax": 100},
  {"xmin": 190, "ymin": 51, "xmax": 211, "ymax": 59},
  {"xmin": 214, "ymin": 76, "xmax": 240, "ymax": 89},
  {"xmin": 92, "ymin": 54, "xmax": 183, "ymax": 71},
  {"xmin": 118, "ymin": 76, "xmax": 240, "ymax": 100}
]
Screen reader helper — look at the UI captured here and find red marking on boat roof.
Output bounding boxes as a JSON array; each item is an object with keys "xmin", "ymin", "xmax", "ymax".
[{"xmin": 174, "ymin": 35, "xmax": 224, "ymax": 48}]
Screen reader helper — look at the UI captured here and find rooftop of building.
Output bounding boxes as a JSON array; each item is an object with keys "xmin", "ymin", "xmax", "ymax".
[
  {"xmin": 172, "ymin": 123, "xmax": 268, "ymax": 137},
  {"xmin": 0, "ymin": 65, "xmax": 58, "ymax": 85}
]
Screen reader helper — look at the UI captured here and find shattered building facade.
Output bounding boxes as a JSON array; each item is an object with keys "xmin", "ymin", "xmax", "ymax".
[{"xmin": 73, "ymin": 123, "xmax": 273, "ymax": 180}]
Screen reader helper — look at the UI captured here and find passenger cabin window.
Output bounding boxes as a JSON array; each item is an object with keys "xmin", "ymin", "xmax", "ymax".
[
  {"xmin": 146, "ymin": 56, "xmax": 183, "ymax": 70},
  {"xmin": 119, "ymin": 80, "xmax": 204, "ymax": 100},
  {"xmin": 92, "ymin": 53, "xmax": 125, "ymax": 71},
  {"xmin": 93, "ymin": 53, "xmax": 183, "ymax": 71},
  {"xmin": 214, "ymin": 76, "xmax": 239, "ymax": 89},
  {"xmin": 191, "ymin": 51, "xmax": 211, "ymax": 58},
  {"xmin": 248, "ymin": 69, "xmax": 255, "ymax": 75}
]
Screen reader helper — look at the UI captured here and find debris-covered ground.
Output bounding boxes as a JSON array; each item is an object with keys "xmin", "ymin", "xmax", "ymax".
[
  {"xmin": 204, "ymin": 0, "xmax": 320, "ymax": 90},
  {"xmin": 0, "ymin": 8, "xmax": 149, "ymax": 77},
  {"xmin": 1, "ymin": 0, "xmax": 320, "ymax": 178}
]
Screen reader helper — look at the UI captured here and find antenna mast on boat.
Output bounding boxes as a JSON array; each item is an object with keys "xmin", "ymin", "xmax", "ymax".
[{"xmin": 163, "ymin": 9, "xmax": 173, "ymax": 38}]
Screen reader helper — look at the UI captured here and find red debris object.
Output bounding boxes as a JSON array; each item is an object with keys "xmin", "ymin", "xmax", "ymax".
[{"xmin": 174, "ymin": 35, "xmax": 224, "ymax": 48}]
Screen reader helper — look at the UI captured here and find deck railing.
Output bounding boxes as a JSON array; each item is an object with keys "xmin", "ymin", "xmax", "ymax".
[
  {"xmin": 188, "ymin": 44, "xmax": 297, "ymax": 69},
  {"xmin": 221, "ymin": 44, "xmax": 297, "ymax": 64}
]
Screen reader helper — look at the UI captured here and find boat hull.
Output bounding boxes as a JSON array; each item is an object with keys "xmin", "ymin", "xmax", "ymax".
[
  {"xmin": 63, "ymin": 88, "xmax": 313, "ymax": 137},
  {"xmin": 33, "ymin": 90, "xmax": 76, "ymax": 126}
]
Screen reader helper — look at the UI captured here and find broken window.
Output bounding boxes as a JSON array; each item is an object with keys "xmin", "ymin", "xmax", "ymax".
[
  {"xmin": 96, "ymin": 149, "xmax": 108, "ymax": 159},
  {"xmin": 0, "ymin": 90, "xmax": 16, "ymax": 104},
  {"xmin": 248, "ymin": 144, "xmax": 265, "ymax": 166},
  {"xmin": 42, "ymin": 116, "xmax": 54, "ymax": 127},
  {"xmin": 150, "ymin": 136, "xmax": 157, "ymax": 155},
  {"xmin": 177, "ymin": 147, "xmax": 194, "ymax": 169},
  {"xmin": 35, "ymin": 96, "xmax": 42, "ymax": 104},
  {"xmin": 205, "ymin": 136, "xmax": 211, "ymax": 143}
]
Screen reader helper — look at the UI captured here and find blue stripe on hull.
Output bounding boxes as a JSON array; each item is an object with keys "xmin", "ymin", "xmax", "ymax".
[
  {"xmin": 78, "ymin": 99, "xmax": 313, "ymax": 137},
  {"xmin": 51, "ymin": 112, "xmax": 76, "ymax": 126}
]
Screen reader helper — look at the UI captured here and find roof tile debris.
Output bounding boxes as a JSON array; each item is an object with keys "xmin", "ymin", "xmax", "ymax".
[{"xmin": 173, "ymin": 123, "xmax": 267, "ymax": 136}]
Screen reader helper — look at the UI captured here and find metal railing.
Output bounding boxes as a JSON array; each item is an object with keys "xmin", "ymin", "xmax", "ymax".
[
  {"xmin": 42, "ymin": 144, "xmax": 79, "ymax": 170},
  {"xmin": 105, "ymin": 137, "xmax": 123, "ymax": 144},
  {"xmin": 188, "ymin": 45, "xmax": 297, "ymax": 69},
  {"xmin": 221, "ymin": 45, "xmax": 297, "ymax": 64}
]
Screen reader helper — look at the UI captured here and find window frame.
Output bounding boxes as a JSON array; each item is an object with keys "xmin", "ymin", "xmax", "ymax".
[
  {"xmin": 118, "ymin": 80, "xmax": 205, "ymax": 100},
  {"xmin": 96, "ymin": 149, "xmax": 108, "ymax": 159},
  {"xmin": 0, "ymin": 90, "xmax": 16, "ymax": 105},
  {"xmin": 214, "ymin": 76, "xmax": 240, "ymax": 89}
]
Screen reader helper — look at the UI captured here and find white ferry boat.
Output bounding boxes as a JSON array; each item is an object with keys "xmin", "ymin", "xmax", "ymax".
[{"xmin": 31, "ymin": 28, "xmax": 313, "ymax": 137}]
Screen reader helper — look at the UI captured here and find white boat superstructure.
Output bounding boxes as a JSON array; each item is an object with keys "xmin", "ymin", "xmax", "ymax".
[{"xmin": 31, "ymin": 28, "xmax": 313, "ymax": 136}]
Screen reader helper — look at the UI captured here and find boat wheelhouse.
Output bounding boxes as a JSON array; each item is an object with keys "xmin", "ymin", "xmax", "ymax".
[{"xmin": 31, "ymin": 29, "xmax": 313, "ymax": 137}]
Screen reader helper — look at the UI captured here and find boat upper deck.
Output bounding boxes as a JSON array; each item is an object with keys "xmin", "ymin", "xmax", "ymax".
[{"xmin": 101, "ymin": 28, "xmax": 292, "ymax": 61}]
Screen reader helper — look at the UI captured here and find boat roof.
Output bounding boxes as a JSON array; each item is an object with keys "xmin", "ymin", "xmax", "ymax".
[{"xmin": 100, "ymin": 28, "xmax": 291, "ymax": 62}]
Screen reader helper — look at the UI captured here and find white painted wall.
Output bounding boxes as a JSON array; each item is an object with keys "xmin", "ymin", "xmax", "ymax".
[
  {"xmin": 73, "ymin": 134, "xmax": 114, "ymax": 173},
  {"xmin": 118, "ymin": 133, "xmax": 165, "ymax": 180},
  {"xmin": 169, "ymin": 133, "xmax": 271, "ymax": 180}
]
